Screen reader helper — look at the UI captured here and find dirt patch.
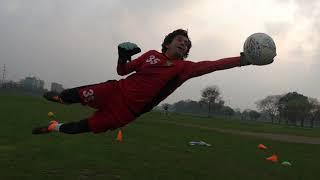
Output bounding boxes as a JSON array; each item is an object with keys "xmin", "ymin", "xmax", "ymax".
[{"xmin": 158, "ymin": 120, "xmax": 320, "ymax": 145}]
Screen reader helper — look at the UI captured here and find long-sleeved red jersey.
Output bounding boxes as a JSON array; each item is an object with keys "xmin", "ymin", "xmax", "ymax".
[{"xmin": 116, "ymin": 50, "xmax": 241, "ymax": 116}]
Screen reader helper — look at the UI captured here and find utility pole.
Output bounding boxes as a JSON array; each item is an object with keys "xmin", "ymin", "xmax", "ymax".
[{"xmin": 1, "ymin": 64, "xmax": 6, "ymax": 86}]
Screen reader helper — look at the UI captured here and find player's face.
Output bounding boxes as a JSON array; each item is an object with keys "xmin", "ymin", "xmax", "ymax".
[{"xmin": 165, "ymin": 35, "xmax": 190, "ymax": 60}]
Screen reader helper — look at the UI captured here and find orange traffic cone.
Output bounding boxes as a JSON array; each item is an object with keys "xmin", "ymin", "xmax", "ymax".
[
  {"xmin": 116, "ymin": 130, "xmax": 123, "ymax": 142},
  {"xmin": 258, "ymin": 144, "xmax": 268, "ymax": 150},
  {"xmin": 266, "ymin": 154, "xmax": 278, "ymax": 163}
]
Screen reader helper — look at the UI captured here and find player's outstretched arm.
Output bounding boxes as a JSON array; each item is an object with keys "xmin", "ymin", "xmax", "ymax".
[
  {"xmin": 182, "ymin": 49, "xmax": 275, "ymax": 80},
  {"xmin": 181, "ymin": 53, "xmax": 243, "ymax": 79}
]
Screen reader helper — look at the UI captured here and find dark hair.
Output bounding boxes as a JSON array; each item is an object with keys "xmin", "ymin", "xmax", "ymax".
[{"xmin": 161, "ymin": 29, "xmax": 192, "ymax": 59}]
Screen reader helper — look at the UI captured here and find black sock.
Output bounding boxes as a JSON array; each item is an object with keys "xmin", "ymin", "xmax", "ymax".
[{"xmin": 59, "ymin": 119, "xmax": 91, "ymax": 134}]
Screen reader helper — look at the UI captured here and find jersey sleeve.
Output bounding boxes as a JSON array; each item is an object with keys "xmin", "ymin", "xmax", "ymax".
[
  {"xmin": 117, "ymin": 51, "xmax": 151, "ymax": 76},
  {"xmin": 180, "ymin": 56, "xmax": 241, "ymax": 80}
]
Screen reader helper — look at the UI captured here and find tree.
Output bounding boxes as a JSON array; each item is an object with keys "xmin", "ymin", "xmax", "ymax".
[
  {"xmin": 241, "ymin": 109, "xmax": 260, "ymax": 120},
  {"xmin": 171, "ymin": 99, "xmax": 203, "ymax": 114},
  {"xmin": 277, "ymin": 92, "xmax": 313, "ymax": 127},
  {"xmin": 248, "ymin": 110, "xmax": 261, "ymax": 121},
  {"xmin": 162, "ymin": 103, "xmax": 170, "ymax": 116},
  {"xmin": 256, "ymin": 95, "xmax": 281, "ymax": 124},
  {"xmin": 200, "ymin": 85, "xmax": 222, "ymax": 116},
  {"xmin": 241, "ymin": 109, "xmax": 251, "ymax": 120},
  {"xmin": 220, "ymin": 106, "xmax": 235, "ymax": 117},
  {"xmin": 308, "ymin": 98, "xmax": 320, "ymax": 128}
]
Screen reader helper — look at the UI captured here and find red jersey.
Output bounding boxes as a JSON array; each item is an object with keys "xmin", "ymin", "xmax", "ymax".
[{"xmin": 116, "ymin": 50, "xmax": 241, "ymax": 116}]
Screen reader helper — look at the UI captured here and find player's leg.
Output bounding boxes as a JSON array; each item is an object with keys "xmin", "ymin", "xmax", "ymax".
[
  {"xmin": 43, "ymin": 82, "xmax": 105, "ymax": 105},
  {"xmin": 44, "ymin": 81, "xmax": 118, "ymax": 110},
  {"xmin": 35, "ymin": 80, "xmax": 136, "ymax": 134},
  {"xmin": 32, "ymin": 111, "xmax": 121, "ymax": 134},
  {"xmin": 32, "ymin": 105, "xmax": 137, "ymax": 135},
  {"xmin": 43, "ymin": 87, "xmax": 81, "ymax": 104},
  {"xmin": 32, "ymin": 118, "xmax": 91, "ymax": 134},
  {"xmin": 77, "ymin": 80, "xmax": 119, "ymax": 109},
  {"xmin": 32, "ymin": 108, "xmax": 121, "ymax": 134}
]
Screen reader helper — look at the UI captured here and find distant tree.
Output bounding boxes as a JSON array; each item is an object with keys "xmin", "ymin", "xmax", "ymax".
[
  {"xmin": 241, "ymin": 109, "xmax": 251, "ymax": 120},
  {"xmin": 220, "ymin": 106, "xmax": 235, "ymax": 117},
  {"xmin": 234, "ymin": 108, "xmax": 242, "ymax": 118},
  {"xmin": 173, "ymin": 100, "xmax": 188, "ymax": 113},
  {"xmin": 200, "ymin": 85, "xmax": 222, "ymax": 116},
  {"xmin": 311, "ymin": 108, "xmax": 320, "ymax": 128},
  {"xmin": 256, "ymin": 95, "xmax": 281, "ymax": 124},
  {"xmin": 248, "ymin": 110, "xmax": 261, "ymax": 121},
  {"xmin": 308, "ymin": 98, "xmax": 320, "ymax": 128},
  {"xmin": 241, "ymin": 109, "xmax": 260, "ymax": 120},
  {"xmin": 198, "ymin": 99, "xmax": 206, "ymax": 109},
  {"xmin": 277, "ymin": 92, "xmax": 313, "ymax": 127},
  {"xmin": 162, "ymin": 103, "xmax": 170, "ymax": 116},
  {"xmin": 171, "ymin": 99, "xmax": 202, "ymax": 114},
  {"xmin": 214, "ymin": 100, "xmax": 225, "ymax": 112}
]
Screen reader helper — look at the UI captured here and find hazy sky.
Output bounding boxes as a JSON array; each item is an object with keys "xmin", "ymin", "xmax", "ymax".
[{"xmin": 1, "ymin": 0, "xmax": 319, "ymax": 110}]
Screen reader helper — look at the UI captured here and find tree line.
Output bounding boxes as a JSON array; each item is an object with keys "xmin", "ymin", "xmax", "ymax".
[
  {"xmin": 256, "ymin": 92, "xmax": 320, "ymax": 127},
  {"xmin": 161, "ymin": 86, "xmax": 320, "ymax": 128}
]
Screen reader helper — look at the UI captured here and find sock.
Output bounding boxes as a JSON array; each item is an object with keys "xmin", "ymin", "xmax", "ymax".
[{"xmin": 55, "ymin": 123, "xmax": 63, "ymax": 132}]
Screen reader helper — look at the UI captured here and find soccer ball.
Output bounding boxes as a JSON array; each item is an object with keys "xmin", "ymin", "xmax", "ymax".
[{"xmin": 243, "ymin": 33, "xmax": 276, "ymax": 65}]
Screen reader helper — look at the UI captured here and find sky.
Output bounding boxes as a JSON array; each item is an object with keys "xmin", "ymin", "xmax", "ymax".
[{"xmin": 0, "ymin": 0, "xmax": 319, "ymax": 110}]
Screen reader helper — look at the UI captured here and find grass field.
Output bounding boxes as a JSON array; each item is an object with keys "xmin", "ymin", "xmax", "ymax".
[{"xmin": 1, "ymin": 94, "xmax": 320, "ymax": 180}]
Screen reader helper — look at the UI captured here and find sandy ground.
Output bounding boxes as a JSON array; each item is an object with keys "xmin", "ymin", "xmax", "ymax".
[{"xmin": 158, "ymin": 120, "xmax": 320, "ymax": 145}]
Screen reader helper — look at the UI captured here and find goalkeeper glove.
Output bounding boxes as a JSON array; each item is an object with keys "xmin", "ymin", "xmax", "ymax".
[
  {"xmin": 118, "ymin": 42, "xmax": 141, "ymax": 64},
  {"xmin": 239, "ymin": 52, "xmax": 252, "ymax": 66}
]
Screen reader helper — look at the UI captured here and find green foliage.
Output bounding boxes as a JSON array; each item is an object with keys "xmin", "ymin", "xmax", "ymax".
[
  {"xmin": 278, "ymin": 92, "xmax": 313, "ymax": 126},
  {"xmin": 200, "ymin": 85, "xmax": 223, "ymax": 115},
  {"xmin": 256, "ymin": 95, "xmax": 281, "ymax": 122},
  {"xmin": 200, "ymin": 85, "xmax": 221, "ymax": 104},
  {"xmin": 242, "ymin": 109, "xmax": 261, "ymax": 120}
]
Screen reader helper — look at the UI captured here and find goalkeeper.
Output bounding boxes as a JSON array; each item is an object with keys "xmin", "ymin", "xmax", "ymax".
[{"xmin": 32, "ymin": 29, "xmax": 273, "ymax": 134}]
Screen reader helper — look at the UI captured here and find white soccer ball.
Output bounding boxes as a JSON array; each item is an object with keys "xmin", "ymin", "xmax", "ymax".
[{"xmin": 243, "ymin": 33, "xmax": 277, "ymax": 65}]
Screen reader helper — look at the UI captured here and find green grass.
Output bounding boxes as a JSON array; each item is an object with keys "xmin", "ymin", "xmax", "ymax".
[
  {"xmin": 1, "ymin": 94, "xmax": 320, "ymax": 180},
  {"xmin": 157, "ymin": 112, "xmax": 320, "ymax": 137}
]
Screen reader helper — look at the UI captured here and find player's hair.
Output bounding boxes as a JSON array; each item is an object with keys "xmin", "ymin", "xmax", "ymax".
[{"xmin": 161, "ymin": 29, "xmax": 192, "ymax": 59}]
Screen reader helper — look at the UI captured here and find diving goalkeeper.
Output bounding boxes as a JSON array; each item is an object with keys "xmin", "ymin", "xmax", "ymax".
[{"xmin": 32, "ymin": 29, "xmax": 273, "ymax": 134}]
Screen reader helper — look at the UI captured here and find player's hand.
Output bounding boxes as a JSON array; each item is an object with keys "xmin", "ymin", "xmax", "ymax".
[
  {"xmin": 118, "ymin": 42, "xmax": 141, "ymax": 64},
  {"xmin": 239, "ymin": 52, "xmax": 252, "ymax": 66}
]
